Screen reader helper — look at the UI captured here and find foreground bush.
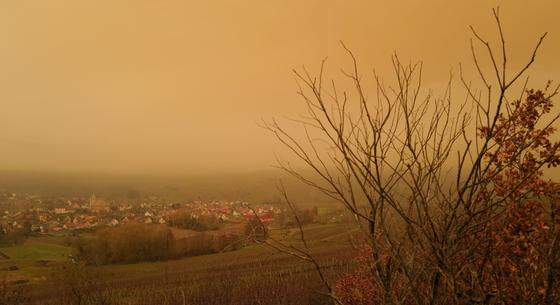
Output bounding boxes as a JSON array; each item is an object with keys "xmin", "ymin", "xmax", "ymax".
[
  {"xmin": 266, "ymin": 10, "xmax": 559, "ymax": 305},
  {"xmin": 334, "ymin": 85, "xmax": 560, "ymax": 305}
]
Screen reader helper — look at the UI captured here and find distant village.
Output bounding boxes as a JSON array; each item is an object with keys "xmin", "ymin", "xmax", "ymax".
[{"xmin": 0, "ymin": 192, "xmax": 289, "ymax": 235}]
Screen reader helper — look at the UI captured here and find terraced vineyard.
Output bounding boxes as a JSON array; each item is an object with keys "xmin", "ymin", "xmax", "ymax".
[{"xmin": 2, "ymin": 223, "xmax": 359, "ymax": 305}]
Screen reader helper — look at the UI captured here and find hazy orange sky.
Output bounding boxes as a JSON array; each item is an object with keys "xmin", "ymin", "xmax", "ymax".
[{"xmin": 0, "ymin": 0, "xmax": 559, "ymax": 174}]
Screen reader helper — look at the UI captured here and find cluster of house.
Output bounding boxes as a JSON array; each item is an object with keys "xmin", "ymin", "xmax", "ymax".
[
  {"xmin": 177, "ymin": 200, "xmax": 278, "ymax": 224},
  {"xmin": 0, "ymin": 193, "xmax": 283, "ymax": 235}
]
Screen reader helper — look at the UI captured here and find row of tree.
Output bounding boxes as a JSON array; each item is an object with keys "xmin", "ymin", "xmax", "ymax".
[
  {"xmin": 78, "ymin": 224, "xmax": 176, "ymax": 264},
  {"xmin": 0, "ymin": 225, "xmax": 29, "ymax": 246},
  {"xmin": 76, "ymin": 221, "xmax": 267, "ymax": 265}
]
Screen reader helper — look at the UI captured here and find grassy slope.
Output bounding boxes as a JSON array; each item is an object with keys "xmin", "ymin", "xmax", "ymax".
[
  {"xmin": 0, "ymin": 237, "xmax": 74, "ymax": 280},
  {"xmin": 1, "ymin": 239, "xmax": 72, "ymax": 261}
]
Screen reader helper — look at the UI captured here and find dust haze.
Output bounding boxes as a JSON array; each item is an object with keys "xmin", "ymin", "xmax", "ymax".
[{"xmin": 0, "ymin": 0, "xmax": 559, "ymax": 174}]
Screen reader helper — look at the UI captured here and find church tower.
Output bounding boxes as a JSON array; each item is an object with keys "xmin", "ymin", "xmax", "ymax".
[{"xmin": 89, "ymin": 194, "xmax": 97, "ymax": 209}]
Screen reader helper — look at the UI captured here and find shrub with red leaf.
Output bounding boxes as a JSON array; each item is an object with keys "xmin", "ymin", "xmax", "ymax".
[
  {"xmin": 335, "ymin": 86, "xmax": 560, "ymax": 305},
  {"xmin": 335, "ymin": 245, "xmax": 379, "ymax": 305},
  {"xmin": 469, "ymin": 85, "xmax": 560, "ymax": 304}
]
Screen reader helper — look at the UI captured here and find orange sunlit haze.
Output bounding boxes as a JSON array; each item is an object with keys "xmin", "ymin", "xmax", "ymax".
[{"xmin": 1, "ymin": 0, "xmax": 559, "ymax": 173}]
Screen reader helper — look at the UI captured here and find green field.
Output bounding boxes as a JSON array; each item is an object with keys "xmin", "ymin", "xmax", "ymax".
[
  {"xmin": 0, "ymin": 237, "xmax": 74, "ymax": 280},
  {"xmin": 1, "ymin": 238, "xmax": 73, "ymax": 261}
]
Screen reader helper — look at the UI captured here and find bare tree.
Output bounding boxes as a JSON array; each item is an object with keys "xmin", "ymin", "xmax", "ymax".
[{"xmin": 264, "ymin": 8, "xmax": 559, "ymax": 305}]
